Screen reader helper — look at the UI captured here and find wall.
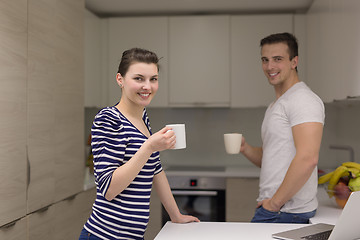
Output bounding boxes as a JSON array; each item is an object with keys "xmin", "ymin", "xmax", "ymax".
[{"xmin": 85, "ymin": 102, "xmax": 360, "ymax": 169}]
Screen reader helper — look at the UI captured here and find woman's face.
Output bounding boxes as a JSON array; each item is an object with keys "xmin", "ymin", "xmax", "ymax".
[{"xmin": 117, "ymin": 62, "xmax": 159, "ymax": 107}]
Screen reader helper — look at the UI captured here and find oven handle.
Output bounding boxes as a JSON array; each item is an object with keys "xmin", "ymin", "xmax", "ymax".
[{"xmin": 171, "ymin": 190, "xmax": 218, "ymax": 196}]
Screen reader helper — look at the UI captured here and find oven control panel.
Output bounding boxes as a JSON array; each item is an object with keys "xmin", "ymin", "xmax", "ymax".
[{"xmin": 167, "ymin": 176, "xmax": 226, "ymax": 190}]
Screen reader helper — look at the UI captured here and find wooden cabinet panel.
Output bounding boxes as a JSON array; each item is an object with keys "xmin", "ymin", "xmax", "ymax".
[
  {"xmin": 53, "ymin": 0, "xmax": 85, "ymax": 202},
  {"xmin": 28, "ymin": 206, "xmax": 56, "ymax": 240},
  {"xmin": 226, "ymin": 178, "xmax": 259, "ymax": 222},
  {"xmin": 145, "ymin": 189, "xmax": 162, "ymax": 240},
  {"xmin": 27, "ymin": 0, "xmax": 57, "ymax": 213},
  {"xmin": 0, "ymin": 217, "xmax": 27, "ymax": 240},
  {"xmin": 169, "ymin": 15, "xmax": 230, "ymax": 107},
  {"xmin": 230, "ymin": 14, "xmax": 293, "ymax": 108},
  {"xmin": 0, "ymin": 0, "xmax": 27, "ymax": 226},
  {"xmin": 107, "ymin": 17, "xmax": 169, "ymax": 107},
  {"xmin": 52, "ymin": 188, "xmax": 96, "ymax": 240}
]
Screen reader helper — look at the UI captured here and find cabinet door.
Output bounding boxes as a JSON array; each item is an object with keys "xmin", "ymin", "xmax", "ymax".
[
  {"xmin": 169, "ymin": 15, "xmax": 230, "ymax": 107},
  {"xmin": 0, "ymin": 217, "xmax": 27, "ymax": 240},
  {"xmin": 27, "ymin": 0, "xmax": 56, "ymax": 213},
  {"xmin": 230, "ymin": 15, "xmax": 293, "ymax": 107},
  {"xmin": 0, "ymin": 0, "xmax": 27, "ymax": 226},
  {"xmin": 145, "ymin": 189, "xmax": 162, "ymax": 240},
  {"xmin": 307, "ymin": 0, "xmax": 360, "ymax": 102},
  {"xmin": 108, "ymin": 17, "xmax": 169, "ymax": 107},
  {"xmin": 53, "ymin": 189, "xmax": 96, "ymax": 240},
  {"xmin": 84, "ymin": 10, "xmax": 104, "ymax": 108},
  {"xmin": 28, "ymin": 205, "xmax": 56, "ymax": 240},
  {"xmin": 53, "ymin": 0, "xmax": 85, "ymax": 202},
  {"xmin": 226, "ymin": 178, "xmax": 259, "ymax": 222}
]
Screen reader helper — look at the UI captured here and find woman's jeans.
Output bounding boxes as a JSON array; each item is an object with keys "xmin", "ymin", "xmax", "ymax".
[
  {"xmin": 251, "ymin": 206, "xmax": 317, "ymax": 224},
  {"xmin": 79, "ymin": 228, "xmax": 103, "ymax": 240}
]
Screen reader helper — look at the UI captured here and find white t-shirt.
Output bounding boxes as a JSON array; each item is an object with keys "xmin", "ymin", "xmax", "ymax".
[{"xmin": 259, "ymin": 82, "xmax": 325, "ymax": 213}]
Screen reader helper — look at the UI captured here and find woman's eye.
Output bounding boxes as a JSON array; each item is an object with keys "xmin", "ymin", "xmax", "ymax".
[
  {"xmin": 151, "ymin": 78, "xmax": 158, "ymax": 81},
  {"xmin": 134, "ymin": 77, "xmax": 143, "ymax": 81}
]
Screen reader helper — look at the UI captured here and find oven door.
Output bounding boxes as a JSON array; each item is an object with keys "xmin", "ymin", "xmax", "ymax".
[{"xmin": 161, "ymin": 189, "xmax": 225, "ymax": 225}]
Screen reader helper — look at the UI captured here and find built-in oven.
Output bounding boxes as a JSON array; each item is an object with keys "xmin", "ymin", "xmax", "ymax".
[{"xmin": 162, "ymin": 166, "xmax": 226, "ymax": 225}]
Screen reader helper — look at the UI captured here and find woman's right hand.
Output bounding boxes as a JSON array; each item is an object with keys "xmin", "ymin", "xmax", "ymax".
[{"xmin": 145, "ymin": 126, "xmax": 176, "ymax": 152}]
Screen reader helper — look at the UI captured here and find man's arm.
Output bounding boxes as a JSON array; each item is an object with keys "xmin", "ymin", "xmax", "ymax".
[
  {"xmin": 261, "ymin": 122, "xmax": 323, "ymax": 211},
  {"xmin": 240, "ymin": 137, "xmax": 263, "ymax": 168}
]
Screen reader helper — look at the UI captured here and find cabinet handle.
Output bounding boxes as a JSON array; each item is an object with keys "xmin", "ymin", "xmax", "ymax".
[
  {"xmin": 1, "ymin": 220, "xmax": 17, "ymax": 229},
  {"xmin": 65, "ymin": 194, "xmax": 76, "ymax": 201},
  {"xmin": 37, "ymin": 206, "xmax": 49, "ymax": 213}
]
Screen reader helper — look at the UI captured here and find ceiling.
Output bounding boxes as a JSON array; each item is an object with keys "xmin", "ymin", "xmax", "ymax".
[{"xmin": 86, "ymin": 0, "xmax": 314, "ymax": 17}]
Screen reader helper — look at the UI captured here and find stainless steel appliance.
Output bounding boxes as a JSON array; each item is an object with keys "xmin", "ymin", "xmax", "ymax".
[{"xmin": 162, "ymin": 166, "xmax": 226, "ymax": 225}]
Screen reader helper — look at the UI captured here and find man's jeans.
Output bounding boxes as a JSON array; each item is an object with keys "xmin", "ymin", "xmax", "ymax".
[{"xmin": 251, "ymin": 206, "xmax": 316, "ymax": 224}]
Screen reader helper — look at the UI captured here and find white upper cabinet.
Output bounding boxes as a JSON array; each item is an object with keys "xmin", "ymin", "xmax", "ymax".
[
  {"xmin": 168, "ymin": 15, "xmax": 230, "ymax": 107},
  {"xmin": 84, "ymin": 10, "xmax": 105, "ymax": 108},
  {"xmin": 307, "ymin": 0, "xmax": 360, "ymax": 102},
  {"xmin": 230, "ymin": 14, "xmax": 293, "ymax": 108},
  {"xmin": 107, "ymin": 17, "xmax": 169, "ymax": 108}
]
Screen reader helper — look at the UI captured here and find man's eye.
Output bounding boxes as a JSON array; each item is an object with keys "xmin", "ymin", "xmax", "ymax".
[
  {"xmin": 261, "ymin": 59, "xmax": 268, "ymax": 63},
  {"xmin": 274, "ymin": 57, "xmax": 282, "ymax": 62}
]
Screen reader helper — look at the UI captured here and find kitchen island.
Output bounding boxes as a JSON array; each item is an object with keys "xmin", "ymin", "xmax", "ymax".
[
  {"xmin": 154, "ymin": 184, "xmax": 344, "ymax": 240},
  {"xmin": 154, "ymin": 222, "xmax": 308, "ymax": 240}
]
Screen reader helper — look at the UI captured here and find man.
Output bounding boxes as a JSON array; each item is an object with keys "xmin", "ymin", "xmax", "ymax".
[{"xmin": 240, "ymin": 32, "xmax": 325, "ymax": 223}]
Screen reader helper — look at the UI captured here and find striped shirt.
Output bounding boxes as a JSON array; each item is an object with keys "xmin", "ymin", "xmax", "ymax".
[{"xmin": 84, "ymin": 106, "xmax": 162, "ymax": 240}]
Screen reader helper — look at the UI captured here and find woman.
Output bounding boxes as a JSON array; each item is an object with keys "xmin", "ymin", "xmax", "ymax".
[{"xmin": 79, "ymin": 48, "xmax": 199, "ymax": 240}]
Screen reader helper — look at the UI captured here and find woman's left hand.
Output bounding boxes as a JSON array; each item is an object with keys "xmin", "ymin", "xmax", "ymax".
[{"xmin": 171, "ymin": 214, "xmax": 200, "ymax": 223}]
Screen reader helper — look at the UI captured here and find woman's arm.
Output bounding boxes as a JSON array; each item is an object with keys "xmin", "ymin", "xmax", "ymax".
[
  {"xmin": 105, "ymin": 126, "xmax": 175, "ymax": 200},
  {"xmin": 153, "ymin": 171, "xmax": 200, "ymax": 223}
]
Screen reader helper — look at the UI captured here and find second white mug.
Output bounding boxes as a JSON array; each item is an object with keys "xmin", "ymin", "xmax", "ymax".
[{"xmin": 224, "ymin": 133, "xmax": 242, "ymax": 154}]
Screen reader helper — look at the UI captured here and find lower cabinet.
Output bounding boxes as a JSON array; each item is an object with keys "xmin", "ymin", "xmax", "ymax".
[
  {"xmin": 226, "ymin": 178, "xmax": 259, "ymax": 222},
  {"xmin": 145, "ymin": 189, "xmax": 163, "ymax": 240},
  {"xmin": 0, "ymin": 188, "xmax": 96, "ymax": 240},
  {"xmin": 0, "ymin": 217, "xmax": 27, "ymax": 240}
]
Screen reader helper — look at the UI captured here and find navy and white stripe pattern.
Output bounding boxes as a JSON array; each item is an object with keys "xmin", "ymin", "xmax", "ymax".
[{"xmin": 84, "ymin": 106, "xmax": 162, "ymax": 240}]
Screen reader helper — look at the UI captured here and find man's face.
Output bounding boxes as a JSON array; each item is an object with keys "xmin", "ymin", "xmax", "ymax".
[{"xmin": 261, "ymin": 42, "xmax": 298, "ymax": 87}]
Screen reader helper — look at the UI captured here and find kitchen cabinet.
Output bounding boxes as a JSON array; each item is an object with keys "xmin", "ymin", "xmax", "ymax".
[
  {"xmin": 145, "ymin": 189, "xmax": 163, "ymax": 240},
  {"xmin": 28, "ymin": 187, "xmax": 96, "ymax": 240},
  {"xmin": 1, "ymin": 0, "xmax": 85, "ymax": 234},
  {"xmin": 27, "ymin": 0, "xmax": 85, "ymax": 212},
  {"xmin": 230, "ymin": 14, "xmax": 293, "ymax": 108},
  {"xmin": 107, "ymin": 17, "xmax": 169, "ymax": 107},
  {"xmin": 168, "ymin": 15, "xmax": 230, "ymax": 107},
  {"xmin": 226, "ymin": 178, "xmax": 259, "ymax": 222},
  {"xmin": 27, "ymin": 0, "xmax": 57, "ymax": 214},
  {"xmin": 51, "ymin": 0, "xmax": 85, "ymax": 203},
  {"xmin": 84, "ymin": 10, "xmax": 106, "ymax": 108},
  {"xmin": 0, "ymin": 217, "xmax": 27, "ymax": 240},
  {"xmin": 307, "ymin": 0, "xmax": 360, "ymax": 102},
  {"xmin": 0, "ymin": 0, "xmax": 27, "ymax": 227}
]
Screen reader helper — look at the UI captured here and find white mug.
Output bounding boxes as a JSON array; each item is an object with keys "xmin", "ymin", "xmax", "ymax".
[
  {"xmin": 224, "ymin": 133, "xmax": 242, "ymax": 154},
  {"xmin": 166, "ymin": 124, "xmax": 186, "ymax": 149}
]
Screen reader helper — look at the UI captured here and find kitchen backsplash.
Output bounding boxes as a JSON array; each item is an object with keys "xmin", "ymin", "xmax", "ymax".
[{"xmin": 85, "ymin": 102, "xmax": 360, "ymax": 169}]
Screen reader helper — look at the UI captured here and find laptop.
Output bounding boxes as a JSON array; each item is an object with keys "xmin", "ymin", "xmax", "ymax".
[{"xmin": 272, "ymin": 190, "xmax": 360, "ymax": 240}]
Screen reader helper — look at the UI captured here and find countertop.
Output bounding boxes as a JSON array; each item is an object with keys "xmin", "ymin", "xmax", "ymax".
[
  {"xmin": 155, "ymin": 185, "xmax": 344, "ymax": 239},
  {"xmin": 154, "ymin": 222, "xmax": 308, "ymax": 240},
  {"xmin": 310, "ymin": 186, "xmax": 342, "ymax": 225}
]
